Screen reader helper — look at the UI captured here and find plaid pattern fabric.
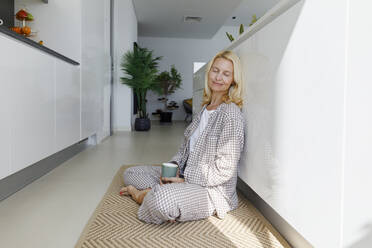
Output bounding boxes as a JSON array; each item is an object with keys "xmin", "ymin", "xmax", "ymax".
[
  {"xmin": 138, "ymin": 182, "xmax": 215, "ymax": 224},
  {"xmin": 123, "ymin": 166, "xmax": 215, "ymax": 224},
  {"xmin": 123, "ymin": 165, "xmax": 161, "ymax": 190},
  {"xmin": 171, "ymin": 102, "xmax": 245, "ymax": 219}
]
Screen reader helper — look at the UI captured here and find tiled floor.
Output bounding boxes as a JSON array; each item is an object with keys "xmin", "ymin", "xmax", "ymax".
[{"xmin": 0, "ymin": 121, "xmax": 188, "ymax": 248}]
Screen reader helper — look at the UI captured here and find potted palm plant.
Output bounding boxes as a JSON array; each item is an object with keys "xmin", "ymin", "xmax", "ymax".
[
  {"xmin": 121, "ymin": 43, "xmax": 161, "ymax": 131},
  {"xmin": 153, "ymin": 65, "xmax": 182, "ymax": 122}
]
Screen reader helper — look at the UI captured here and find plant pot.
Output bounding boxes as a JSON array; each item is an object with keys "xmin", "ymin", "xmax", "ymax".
[
  {"xmin": 134, "ymin": 118, "xmax": 151, "ymax": 131},
  {"xmin": 160, "ymin": 112, "xmax": 173, "ymax": 123}
]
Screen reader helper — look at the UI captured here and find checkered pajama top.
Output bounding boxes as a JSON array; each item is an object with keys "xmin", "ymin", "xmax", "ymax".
[{"xmin": 170, "ymin": 102, "xmax": 245, "ymax": 218}]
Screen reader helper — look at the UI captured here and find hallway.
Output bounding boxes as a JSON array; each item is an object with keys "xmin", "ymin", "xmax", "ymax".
[
  {"xmin": 1, "ymin": 0, "xmax": 371, "ymax": 246},
  {"xmin": 0, "ymin": 121, "xmax": 290, "ymax": 248}
]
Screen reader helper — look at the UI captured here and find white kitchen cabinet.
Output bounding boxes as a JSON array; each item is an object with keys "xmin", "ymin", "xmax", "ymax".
[
  {"xmin": 8, "ymin": 40, "xmax": 56, "ymax": 173},
  {"xmin": 0, "ymin": 33, "xmax": 83, "ymax": 178},
  {"xmin": 0, "ymin": 36, "xmax": 11, "ymax": 179},
  {"xmin": 56, "ymin": 60, "xmax": 81, "ymax": 151}
]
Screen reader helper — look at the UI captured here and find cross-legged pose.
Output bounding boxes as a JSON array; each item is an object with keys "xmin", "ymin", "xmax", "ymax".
[{"xmin": 120, "ymin": 50, "xmax": 245, "ymax": 224}]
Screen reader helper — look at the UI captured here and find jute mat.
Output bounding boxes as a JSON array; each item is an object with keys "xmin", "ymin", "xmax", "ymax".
[{"xmin": 75, "ymin": 165, "xmax": 291, "ymax": 248}]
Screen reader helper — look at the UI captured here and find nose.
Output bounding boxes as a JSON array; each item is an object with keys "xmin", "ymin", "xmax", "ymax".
[{"xmin": 215, "ymin": 72, "xmax": 223, "ymax": 81}]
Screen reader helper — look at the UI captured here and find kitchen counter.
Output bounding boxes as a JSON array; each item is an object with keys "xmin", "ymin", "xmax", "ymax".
[{"xmin": 0, "ymin": 26, "xmax": 79, "ymax": 65}]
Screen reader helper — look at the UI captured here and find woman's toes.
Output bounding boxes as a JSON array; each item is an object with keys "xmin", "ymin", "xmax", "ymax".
[
  {"xmin": 119, "ymin": 186, "xmax": 130, "ymax": 196},
  {"xmin": 120, "ymin": 185, "xmax": 137, "ymax": 196}
]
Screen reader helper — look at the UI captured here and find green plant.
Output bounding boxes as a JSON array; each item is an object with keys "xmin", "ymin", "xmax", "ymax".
[
  {"xmin": 120, "ymin": 44, "xmax": 162, "ymax": 118},
  {"xmin": 226, "ymin": 15, "xmax": 259, "ymax": 42},
  {"xmin": 226, "ymin": 32, "xmax": 235, "ymax": 42},
  {"xmin": 153, "ymin": 65, "xmax": 182, "ymax": 111},
  {"xmin": 249, "ymin": 14, "xmax": 258, "ymax": 26},
  {"xmin": 239, "ymin": 24, "xmax": 244, "ymax": 35}
]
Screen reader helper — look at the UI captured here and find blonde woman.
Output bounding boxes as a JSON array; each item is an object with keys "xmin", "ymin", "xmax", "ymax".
[{"xmin": 120, "ymin": 50, "xmax": 245, "ymax": 224}]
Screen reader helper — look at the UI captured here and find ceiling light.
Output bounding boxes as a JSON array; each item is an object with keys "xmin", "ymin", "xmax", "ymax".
[{"xmin": 183, "ymin": 16, "xmax": 202, "ymax": 23}]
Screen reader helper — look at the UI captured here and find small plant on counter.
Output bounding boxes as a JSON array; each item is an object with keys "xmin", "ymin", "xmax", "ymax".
[{"xmin": 12, "ymin": 8, "xmax": 34, "ymax": 36}]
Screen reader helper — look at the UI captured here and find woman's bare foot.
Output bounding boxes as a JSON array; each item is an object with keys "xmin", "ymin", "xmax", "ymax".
[
  {"xmin": 119, "ymin": 185, "xmax": 150, "ymax": 205},
  {"xmin": 119, "ymin": 185, "xmax": 135, "ymax": 196}
]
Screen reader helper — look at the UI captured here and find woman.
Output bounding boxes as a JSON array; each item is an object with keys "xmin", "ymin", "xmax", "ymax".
[{"xmin": 120, "ymin": 50, "xmax": 245, "ymax": 224}]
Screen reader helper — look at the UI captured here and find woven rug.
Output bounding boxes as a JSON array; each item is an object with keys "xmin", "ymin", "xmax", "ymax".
[{"xmin": 75, "ymin": 165, "xmax": 291, "ymax": 248}]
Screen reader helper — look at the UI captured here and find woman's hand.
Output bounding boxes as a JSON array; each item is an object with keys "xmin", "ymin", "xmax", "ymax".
[
  {"xmin": 161, "ymin": 177, "xmax": 185, "ymax": 184},
  {"xmin": 159, "ymin": 163, "xmax": 182, "ymax": 185}
]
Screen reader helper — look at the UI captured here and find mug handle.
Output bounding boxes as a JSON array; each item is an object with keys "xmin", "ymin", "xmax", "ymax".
[{"xmin": 0, "ymin": 19, "xmax": 3, "ymax": 26}]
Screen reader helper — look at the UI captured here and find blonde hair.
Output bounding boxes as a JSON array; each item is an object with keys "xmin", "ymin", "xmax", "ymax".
[{"xmin": 202, "ymin": 50, "xmax": 244, "ymax": 108}]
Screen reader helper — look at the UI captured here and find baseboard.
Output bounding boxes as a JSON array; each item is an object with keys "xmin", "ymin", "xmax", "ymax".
[
  {"xmin": 113, "ymin": 126, "xmax": 132, "ymax": 132},
  {"xmin": 237, "ymin": 177, "xmax": 314, "ymax": 248},
  {"xmin": 0, "ymin": 138, "xmax": 90, "ymax": 202}
]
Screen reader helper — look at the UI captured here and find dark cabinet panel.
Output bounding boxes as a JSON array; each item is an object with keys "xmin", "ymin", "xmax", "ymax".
[{"xmin": 0, "ymin": 0, "xmax": 14, "ymax": 27}]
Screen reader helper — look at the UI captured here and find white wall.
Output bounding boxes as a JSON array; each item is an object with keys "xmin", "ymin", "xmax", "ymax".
[
  {"xmin": 239, "ymin": 1, "xmax": 350, "ymax": 246},
  {"xmin": 343, "ymin": 1, "xmax": 372, "ymax": 247},
  {"xmin": 81, "ymin": 0, "xmax": 111, "ymax": 142},
  {"xmin": 112, "ymin": 0, "xmax": 137, "ymax": 131},
  {"xmin": 194, "ymin": 0, "xmax": 354, "ymax": 247},
  {"xmin": 236, "ymin": 1, "xmax": 346, "ymax": 246},
  {"xmin": 14, "ymin": 0, "xmax": 82, "ymax": 62},
  {"xmin": 139, "ymin": 25, "xmax": 241, "ymax": 121}
]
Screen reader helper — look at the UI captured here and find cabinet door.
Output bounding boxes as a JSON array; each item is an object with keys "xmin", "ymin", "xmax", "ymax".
[
  {"xmin": 0, "ymin": 36, "xmax": 11, "ymax": 179},
  {"xmin": 56, "ymin": 61, "xmax": 80, "ymax": 151},
  {"xmin": 8, "ymin": 40, "xmax": 56, "ymax": 173}
]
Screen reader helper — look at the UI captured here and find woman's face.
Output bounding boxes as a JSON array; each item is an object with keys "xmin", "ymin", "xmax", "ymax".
[{"xmin": 208, "ymin": 58, "xmax": 234, "ymax": 95}]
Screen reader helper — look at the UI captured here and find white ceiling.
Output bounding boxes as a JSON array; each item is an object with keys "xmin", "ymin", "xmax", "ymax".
[{"xmin": 133, "ymin": 0, "xmax": 279, "ymax": 39}]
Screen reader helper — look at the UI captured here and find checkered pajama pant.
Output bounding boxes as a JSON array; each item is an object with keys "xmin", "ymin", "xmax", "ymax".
[{"xmin": 123, "ymin": 165, "xmax": 215, "ymax": 224}]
